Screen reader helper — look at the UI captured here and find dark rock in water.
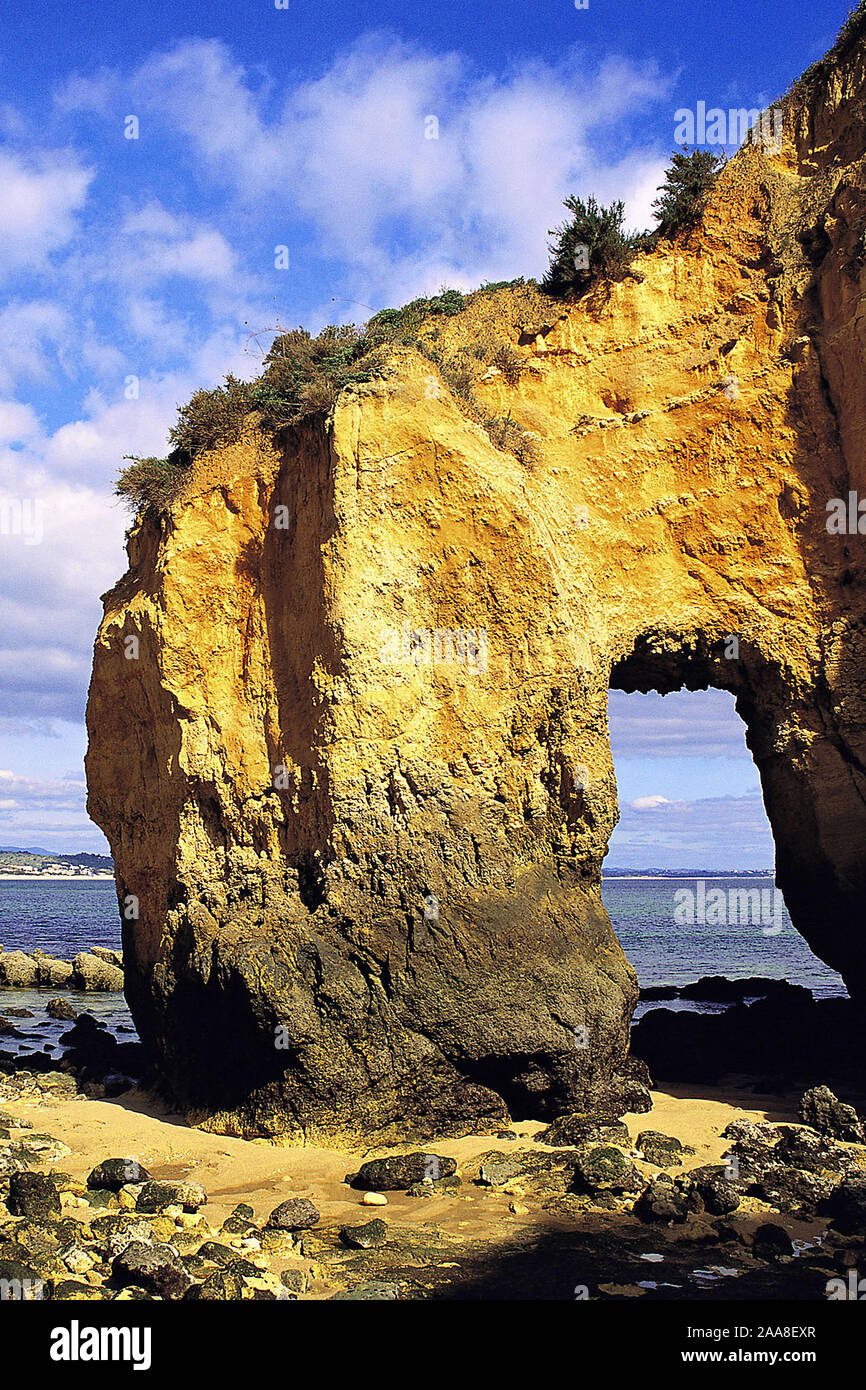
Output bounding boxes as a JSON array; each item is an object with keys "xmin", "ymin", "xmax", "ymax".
[
  {"xmin": 633, "ymin": 1174, "xmax": 690, "ymax": 1223},
  {"xmin": 678, "ymin": 976, "xmax": 811, "ymax": 1004},
  {"xmin": 340, "ymin": 1219, "xmax": 388, "ymax": 1249},
  {"xmin": 826, "ymin": 1176, "xmax": 866, "ymax": 1235},
  {"xmin": 266, "ymin": 1198, "xmax": 319, "ymax": 1231},
  {"xmin": 571, "ymin": 1146, "xmax": 640, "ymax": 1194},
  {"xmin": 1, "ymin": 1008, "xmax": 34, "ymax": 1019},
  {"xmin": 7, "ymin": 1171, "xmax": 61, "ymax": 1221},
  {"xmin": 46, "ymin": 998, "xmax": 77, "ymax": 1022},
  {"xmin": 686, "ymin": 1164, "xmax": 741, "ymax": 1215},
  {"xmin": 135, "ymin": 1180, "xmax": 206, "ymax": 1213},
  {"xmin": 640, "ymin": 985, "xmax": 679, "ymax": 1002},
  {"xmin": 112, "ymin": 1241, "xmax": 192, "ymax": 1299},
  {"xmin": 87, "ymin": 1158, "xmax": 152, "ymax": 1192},
  {"xmin": 800, "ymin": 1085, "xmax": 865, "ymax": 1143},
  {"xmin": 632, "ymin": 992, "xmax": 864, "ymax": 1088},
  {"xmin": 752, "ymin": 1223, "xmax": 794, "ymax": 1260},
  {"xmin": 636, "ymin": 1131, "xmax": 684, "ymax": 1167},
  {"xmin": 538, "ymin": 1112, "xmax": 630, "ymax": 1148},
  {"xmin": 351, "ymin": 1153, "xmax": 457, "ymax": 1191}
]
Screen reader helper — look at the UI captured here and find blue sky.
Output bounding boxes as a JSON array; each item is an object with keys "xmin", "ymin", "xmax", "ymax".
[{"xmin": 0, "ymin": 0, "xmax": 852, "ymax": 859}]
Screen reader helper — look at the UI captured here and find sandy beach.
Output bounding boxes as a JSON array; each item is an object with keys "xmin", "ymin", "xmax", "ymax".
[{"xmin": 2, "ymin": 1074, "xmax": 838, "ymax": 1301}]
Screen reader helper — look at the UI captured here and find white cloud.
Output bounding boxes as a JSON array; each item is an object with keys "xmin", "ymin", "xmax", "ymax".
[
  {"xmin": 0, "ymin": 150, "xmax": 92, "ymax": 279},
  {"xmin": 631, "ymin": 795, "xmax": 673, "ymax": 810},
  {"xmin": 0, "ymin": 400, "xmax": 41, "ymax": 445},
  {"xmin": 130, "ymin": 35, "xmax": 672, "ymax": 301}
]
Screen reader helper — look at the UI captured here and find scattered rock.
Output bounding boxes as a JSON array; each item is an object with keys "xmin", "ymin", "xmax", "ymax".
[
  {"xmin": 800, "ymin": 1085, "xmax": 865, "ymax": 1144},
  {"xmin": 826, "ymin": 1176, "xmax": 866, "ymax": 1235},
  {"xmin": 87, "ymin": 1158, "xmax": 152, "ymax": 1192},
  {"xmin": 265, "ymin": 1198, "xmax": 319, "ymax": 1231},
  {"xmin": 572, "ymin": 1146, "xmax": 640, "ymax": 1195},
  {"xmin": 752, "ymin": 1223, "xmax": 795, "ymax": 1260},
  {"xmin": 350, "ymin": 1153, "xmax": 457, "ymax": 1191},
  {"xmin": 633, "ymin": 1174, "xmax": 690, "ymax": 1224},
  {"xmin": 7, "ymin": 1170, "xmax": 62, "ymax": 1220},
  {"xmin": 330, "ymin": 1280, "xmax": 401, "ymax": 1301},
  {"xmin": 340, "ymin": 1219, "xmax": 388, "ymax": 1249},
  {"xmin": 135, "ymin": 1180, "xmax": 206, "ymax": 1214},
  {"xmin": 636, "ymin": 1131, "xmax": 684, "ymax": 1167},
  {"xmin": 686, "ymin": 1164, "xmax": 741, "ymax": 1215},
  {"xmin": 111, "ymin": 1241, "xmax": 192, "ymax": 1299},
  {"xmin": 539, "ymin": 1112, "xmax": 630, "ymax": 1148}
]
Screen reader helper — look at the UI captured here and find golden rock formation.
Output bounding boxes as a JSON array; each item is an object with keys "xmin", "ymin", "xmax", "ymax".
[{"xmin": 87, "ymin": 34, "xmax": 866, "ymax": 1142}]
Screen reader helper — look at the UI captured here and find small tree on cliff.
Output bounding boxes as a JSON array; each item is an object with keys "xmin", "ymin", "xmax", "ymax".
[
  {"xmin": 542, "ymin": 195, "xmax": 644, "ymax": 298},
  {"xmin": 652, "ymin": 149, "xmax": 726, "ymax": 239}
]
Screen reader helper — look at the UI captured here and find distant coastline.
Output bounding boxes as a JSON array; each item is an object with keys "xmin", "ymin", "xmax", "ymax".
[{"xmin": 0, "ymin": 872, "xmax": 114, "ymax": 881}]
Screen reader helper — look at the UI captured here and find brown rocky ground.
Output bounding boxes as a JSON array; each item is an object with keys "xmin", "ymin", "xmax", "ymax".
[{"xmin": 2, "ymin": 1072, "xmax": 863, "ymax": 1301}]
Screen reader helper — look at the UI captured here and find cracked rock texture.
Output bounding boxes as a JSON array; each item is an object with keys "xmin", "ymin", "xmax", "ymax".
[{"xmin": 87, "ymin": 35, "xmax": 866, "ymax": 1142}]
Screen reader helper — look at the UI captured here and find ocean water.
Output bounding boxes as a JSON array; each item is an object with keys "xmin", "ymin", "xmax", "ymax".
[
  {"xmin": 0, "ymin": 879, "xmax": 120, "ymax": 957},
  {"xmin": 0, "ymin": 877, "xmax": 848, "ymax": 1060},
  {"xmin": 0, "ymin": 880, "xmax": 129, "ymax": 1063},
  {"xmin": 601, "ymin": 876, "xmax": 847, "ymax": 1013}
]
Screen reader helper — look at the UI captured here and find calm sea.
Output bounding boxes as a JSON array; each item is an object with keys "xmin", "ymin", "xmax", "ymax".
[
  {"xmin": 0, "ymin": 876, "xmax": 847, "ymax": 1054},
  {"xmin": 601, "ymin": 875, "xmax": 847, "ymax": 1014}
]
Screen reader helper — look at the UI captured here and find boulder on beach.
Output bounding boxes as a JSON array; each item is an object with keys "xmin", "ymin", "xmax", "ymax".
[
  {"xmin": 72, "ymin": 952, "xmax": 124, "ymax": 992},
  {"xmin": 266, "ymin": 1197, "xmax": 319, "ymax": 1231},
  {"xmin": 800, "ymin": 1085, "xmax": 865, "ymax": 1144},
  {"xmin": 350, "ymin": 1153, "xmax": 457, "ymax": 1191},
  {"xmin": 87, "ymin": 1158, "xmax": 152, "ymax": 1192},
  {"xmin": 135, "ymin": 1179, "xmax": 207, "ymax": 1213}
]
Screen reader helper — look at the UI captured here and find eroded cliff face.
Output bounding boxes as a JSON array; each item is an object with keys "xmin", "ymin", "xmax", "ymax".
[{"xmin": 87, "ymin": 44, "xmax": 866, "ymax": 1142}]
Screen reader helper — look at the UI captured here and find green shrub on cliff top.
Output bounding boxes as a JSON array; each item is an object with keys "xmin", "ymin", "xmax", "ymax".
[
  {"xmin": 652, "ymin": 149, "xmax": 726, "ymax": 239},
  {"xmin": 542, "ymin": 195, "xmax": 645, "ymax": 298}
]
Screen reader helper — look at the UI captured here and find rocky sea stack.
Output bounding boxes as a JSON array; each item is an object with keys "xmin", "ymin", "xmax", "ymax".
[{"xmin": 86, "ymin": 31, "xmax": 866, "ymax": 1142}]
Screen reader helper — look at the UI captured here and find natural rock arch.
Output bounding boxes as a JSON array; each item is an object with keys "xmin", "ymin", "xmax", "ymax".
[{"xmin": 87, "ymin": 57, "xmax": 866, "ymax": 1140}]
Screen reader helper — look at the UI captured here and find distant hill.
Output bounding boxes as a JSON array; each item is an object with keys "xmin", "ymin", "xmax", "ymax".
[
  {"xmin": 603, "ymin": 867, "xmax": 775, "ymax": 877},
  {"xmin": 0, "ymin": 848, "xmax": 113, "ymax": 874}
]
